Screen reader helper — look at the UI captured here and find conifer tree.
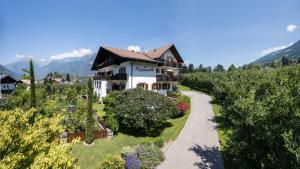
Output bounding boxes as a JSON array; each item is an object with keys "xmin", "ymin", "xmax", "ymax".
[
  {"xmin": 85, "ymin": 78, "xmax": 94, "ymax": 144},
  {"xmin": 29, "ymin": 58, "xmax": 36, "ymax": 108}
]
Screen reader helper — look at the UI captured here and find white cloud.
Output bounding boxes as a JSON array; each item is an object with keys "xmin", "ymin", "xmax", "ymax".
[
  {"xmin": 50, "ymin": 48, "xmax": 92, "ymax": 60},
  {"xmin": 287, "ymin": 24, "xmax": 297, "ymax": 32},
  {"xmin": 15, "ymin": 54, "xmax": 33, "ymax": 60},
  {"xmin": 127, "ymin": 45, "xmax": 141, "ymax": 52},
  {"xmin": 260, "ymin": 42, "xmax": 294, "ymax": 56}
]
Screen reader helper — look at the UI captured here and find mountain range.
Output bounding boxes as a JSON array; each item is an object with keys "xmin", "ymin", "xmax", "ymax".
[
  {"xmin": 252, "ymin": 40, "xmax": 300, "ymax": 64},
  {"xmin": 5, "ymin": 54, "xmax": 96, "ymax": 79}
]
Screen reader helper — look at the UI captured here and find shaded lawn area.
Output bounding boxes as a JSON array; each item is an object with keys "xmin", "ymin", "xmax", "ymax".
[
  {"xmin": 212, "ymin": 101, "xmax": 233, "ymax": 169},
  {"xmin": 72, "ymin": 101, "xmax": 190, "ymax": 169}
]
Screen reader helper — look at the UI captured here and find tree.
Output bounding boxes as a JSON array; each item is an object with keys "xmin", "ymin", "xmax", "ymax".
[
  {"xmin": 297, "ymin": 57, "xmax": 300, "ymax": 64},
  {"xmin": 29, "ymin": 58, "xmax": 36, "ymax": 108},
  {"xmin": 187, "ymin": 64, "xmax": 195, "ymax": 73},
  {"xmin": 66, "ymin": 73, "xmax": 71, "ymax": 81},
  {"xmin": 85, "ymin": 78, "xmax": 94, "ymax": 144},
  {"xmin": 214, "ymin": 64, "xmax": 225, "ymax": 72},
  {"xmin": 228, "ymin": 64, "xmax": 236, "ymax": 72},
  {"xmin": 0, "ymin": 109, "xmax": 78, "ymax": 168},
  {"xmin": 281, "ymin": 56, "xmax": 290, "ymax": 66},
  {"xmin": 197, "ymin": 64, "xmax": 205, "ymax": 72}
]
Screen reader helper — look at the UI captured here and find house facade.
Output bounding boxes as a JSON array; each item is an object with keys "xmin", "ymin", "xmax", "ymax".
[
  {"xmin": 0, "ymin": 75, "xmax": 18, "ymax": 97},
  {"xmin": 91, "ymin": 44, "xmax": 184, "ymax": 99}
]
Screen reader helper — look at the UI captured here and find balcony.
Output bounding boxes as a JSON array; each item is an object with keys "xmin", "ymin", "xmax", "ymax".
[
  {"xmin": 158, "ymin": 60, "xmax": 182, "ymax": 68},
  {"xmin": 156, "ymin": 75, "xmax": 178, "ymax": 82},
  {"xmin": 93, "ymin": 73, "xmax": 127, "ymax": 81}
]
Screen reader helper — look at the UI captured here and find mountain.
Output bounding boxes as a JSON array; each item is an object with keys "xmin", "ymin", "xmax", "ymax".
[
  {"xmin": 5, "ymin": 54, "xmax": 96, "ymax": 79},
  {"xmin": 252, "ymin": 40, "xmax": 300, "ymax": 64},
  {"xmin": 0, "ymin": 64, "xmax": 21, "ymax": 80}
]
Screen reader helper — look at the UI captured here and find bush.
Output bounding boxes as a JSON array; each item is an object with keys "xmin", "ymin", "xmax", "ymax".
[
  {"xmin": 124, "ymin": 153, "xmax": 141, "ymax": 169},
  {"xmin": 105, "ymin": 88, "xmax": 177, "ymax": 134},
  {"xmin": 100, "ymin": 155, "xmax": 125, "ymax": 169},
  {"xmin": 176, "ymin": 102, "xmax": 189, "ymax": 113},
  {"xmin": 136, "ymin": 143, "xmax": 165, "ymax": 169},
  {"xmin": 105, "ymin": 112, "xmax": 119, "ymax": 133},
  {"xmin": 121, "ymin": 146, "xmax": 134, "ymax": 158},
  {"xmin": 154, "ymin": 137, "xmax": 164, "ymax": 148}
]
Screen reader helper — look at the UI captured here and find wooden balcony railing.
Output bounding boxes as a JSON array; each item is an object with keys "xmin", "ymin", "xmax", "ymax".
[
  {"xmin": 156, "ymin": 75, "xmax": 178, "ymax": 81},
  {"xmin": 93, "ymin": 73, "xmax": 127, "ymax": 81},
  {"xmin": 158, "ymin": 60, "xmax": 182, "ymax": 68}
]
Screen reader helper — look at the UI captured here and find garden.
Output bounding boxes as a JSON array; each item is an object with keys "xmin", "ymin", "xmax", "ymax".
[{"xmin": 72, "ymin": 88, "xmax": 191, "ymax": 169}]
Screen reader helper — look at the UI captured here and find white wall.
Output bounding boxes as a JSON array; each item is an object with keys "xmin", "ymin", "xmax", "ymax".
[
  {"xmin": 94, "ymin": 80, "xmax": 108, "ymax": 99},
  {"xmin": 127, "ymin": 61, "xmax": 157, "ymax": 90},
  {"xmin": 1, "ymin": 83, "xmax": 16, "ymax": 91}
]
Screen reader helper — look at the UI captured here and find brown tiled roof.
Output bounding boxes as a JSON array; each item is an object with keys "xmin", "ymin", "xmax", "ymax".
[
  {"xmin": 145, "ymin": 44, "xmax": 173, "ymax": 59},
  {"xmin": 103, "ymin": 47, "xmax": 157, "ymax": 62}
]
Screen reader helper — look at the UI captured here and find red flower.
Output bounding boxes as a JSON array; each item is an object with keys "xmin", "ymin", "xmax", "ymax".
[{"xmin": 176, "ymin": 102, "xmax": 189, "ymax": 113}]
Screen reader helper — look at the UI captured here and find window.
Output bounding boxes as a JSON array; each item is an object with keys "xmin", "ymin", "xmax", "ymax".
[
  {"xmin": 137, "ymin": 83, "xmax": 148, "ymax": 90},
  {"xmin": 119, "ymin": 67, "xmax": 126, "ymax": 74},
  {"xmin": 156, "ymin": 68, "xmax": 160, "ymax": 74},
  {"xmin": 162, "ymin": 83, "xmax": 170, "ymax": 90},
  {"xmin": 161, "ymin": 69, "xmax": 165, "ymax": 74},
  {"xmin": 152, "ymin": 83, "xmax": 158, "ymax": 90}
]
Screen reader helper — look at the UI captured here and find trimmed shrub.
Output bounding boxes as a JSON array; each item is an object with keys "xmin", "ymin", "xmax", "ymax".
[
  {"xmin": 136, "ymin": 143, "xmax": 165, "ymax": 169},
  {"xmin": 154, "ymin": 137, "xmax": 164, "ymax": 148},
  {"xmin": 100, "ymin": 155, "xmax": 125, "ymax": 169},
  {"xmin": 121, "ymin": 146, "xmax": 134, "ymax": 158},
  {"xmin": 105, "ymin": 88, "xmax": 177, "ymax": 134},
  {"xmin": 125, "ymin": 153, "xmax": 141, "ymax": 169}
]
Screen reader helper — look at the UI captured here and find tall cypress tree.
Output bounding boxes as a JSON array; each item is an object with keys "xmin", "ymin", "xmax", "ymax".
[
  {"xmin": 66, "ymin": 73, "xmax": 71, "ymax": 81},
  {"xmin": 85, "ymin": 78, "xmax": 94, "ymax": 144},
  {"xmin": 29, "ymin": 58, "xmax": 36, "ymax": 108}
]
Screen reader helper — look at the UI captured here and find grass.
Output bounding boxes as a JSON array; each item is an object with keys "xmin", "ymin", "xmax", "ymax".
[
  {"xmin": 93, "ymin": 103, "xmax": 105, "ymax": 117},
  {"xmin": 212, "ymin": 103, "xmax": 229, "ymax": 148},
  {"xmin": 178, "ymin": 84, "xmax": 193, "ymax": 91},
  {"xmin": 72, "ymin": 96, "xmax": 191, "ymax": 169},
  {"xmin": 212, "ymin": 101, "xmax": 233, "ymax": 169}
]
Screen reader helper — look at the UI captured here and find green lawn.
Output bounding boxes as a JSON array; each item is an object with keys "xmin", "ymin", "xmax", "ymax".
[
  {"xmin": 178, "ymin": 84, "xmax": 193, "ymax": 91},
  {"xmin": 72, "ymin": 97, "xmax": 191, "ymax": 169}
]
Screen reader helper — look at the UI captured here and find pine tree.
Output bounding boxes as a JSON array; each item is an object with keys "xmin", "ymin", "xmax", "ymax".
[
  {"xmin": 85, "ymin": 78, "xmax": 94, "ymax": 144},
  {"xmin": 29, "ymin": 58, "xmax": 36, "ymax": 108},
  {"xmin": 228, "ymin": 64, "xmax": 237, "ymax": 72},
  {"xmin": 188, "ymin": 64, "xmax": 195, "ymax": 72}
]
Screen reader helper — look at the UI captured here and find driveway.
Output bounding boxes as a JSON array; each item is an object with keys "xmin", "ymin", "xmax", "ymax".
[{"xmin": 158, "ymin": 91, "xmax": 224, "ymax": 169}]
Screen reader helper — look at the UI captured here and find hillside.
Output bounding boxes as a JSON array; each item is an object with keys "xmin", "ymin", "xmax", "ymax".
[
  {"xmin": 252, "ymin": 40, "xmax": 300, "ymax": 64},
  {"xmin": 0, "ymin": 64, "xmax": 20, "ymax": 80},
  {"xmin": 5, "ymin": 54, "xmax": 96, "ymax": 79}
]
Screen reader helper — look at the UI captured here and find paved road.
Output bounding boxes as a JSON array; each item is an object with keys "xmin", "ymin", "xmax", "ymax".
[{"xmin": 158, "ymin": 91, "xmax": 224, "ymax": 169}]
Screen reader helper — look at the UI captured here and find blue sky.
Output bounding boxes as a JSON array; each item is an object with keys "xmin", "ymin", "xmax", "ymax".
[{"xmin": 0, "ymin": 0, "xmax": 299, "ymax": 67}]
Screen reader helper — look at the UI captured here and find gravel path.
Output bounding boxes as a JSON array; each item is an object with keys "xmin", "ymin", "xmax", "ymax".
[{"xmin": 158, "ymin": 91, "xmax": 224, "ymax": 169}]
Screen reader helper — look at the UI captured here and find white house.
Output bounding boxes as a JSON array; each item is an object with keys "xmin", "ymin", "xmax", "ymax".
[
  {"xmin": 91, "ymin": 44, "xmax": 184, "ymax": 99},
  {"xmin": 0, "ymin": 74, "xmax": 18, "ymax": 97}
]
